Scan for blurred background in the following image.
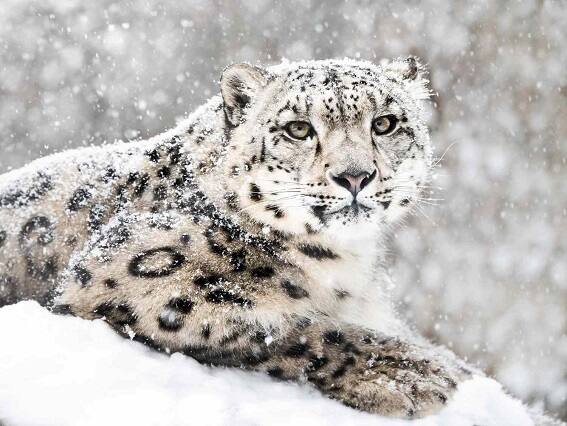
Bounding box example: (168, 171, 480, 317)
(0, 0, 565, 419)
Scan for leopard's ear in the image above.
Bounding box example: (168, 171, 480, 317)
(382, 56, 425, 81)
(382, 56, 430, 100)
(220, 63, 270, 126)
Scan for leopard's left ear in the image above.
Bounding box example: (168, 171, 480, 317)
(382, 56, 430, 100)
(220, 63, 270, 126)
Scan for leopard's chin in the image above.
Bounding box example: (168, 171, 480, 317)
(326, 201, 374, 217)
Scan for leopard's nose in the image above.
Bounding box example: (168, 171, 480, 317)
(331, 169, 377, 197)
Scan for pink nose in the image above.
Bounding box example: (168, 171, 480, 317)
(331, 170, 377, 196)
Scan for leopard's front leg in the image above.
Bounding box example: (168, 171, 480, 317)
(255, 320, 472, 418)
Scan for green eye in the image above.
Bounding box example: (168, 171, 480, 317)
(372, 115, 398, 135)
(284, 121, 313, 140)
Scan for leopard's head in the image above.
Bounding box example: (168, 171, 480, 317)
(220, 58, 432, 237)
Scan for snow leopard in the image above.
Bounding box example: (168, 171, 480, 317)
(0, 57, 471, 419)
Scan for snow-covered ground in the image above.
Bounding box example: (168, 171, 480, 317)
(0, 302, 536, 426)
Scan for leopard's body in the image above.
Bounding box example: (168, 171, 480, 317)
(0, 58, 474, 418)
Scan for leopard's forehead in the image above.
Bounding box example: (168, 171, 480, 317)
(268, 59, 384, 82)
(264, 59, 428, 119)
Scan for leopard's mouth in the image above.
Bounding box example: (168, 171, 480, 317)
(325, 201, 373, 216)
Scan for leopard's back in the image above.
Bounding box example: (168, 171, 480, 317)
(0, 137, 183, 306)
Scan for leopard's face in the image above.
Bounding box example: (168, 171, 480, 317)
(221, 59, 432, 237)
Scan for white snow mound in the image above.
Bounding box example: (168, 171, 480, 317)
(0, 301, 534, 426)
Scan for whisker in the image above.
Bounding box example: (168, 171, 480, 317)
(432, 140, 459, 168)
(236, 195, 304, 214)
(254, 178, 310, 186)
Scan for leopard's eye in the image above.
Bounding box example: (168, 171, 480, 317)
(284, 121, 313, 140)
(372, 115, 398, 136)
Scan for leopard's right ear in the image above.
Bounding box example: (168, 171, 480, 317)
(220, 63, 270, 126)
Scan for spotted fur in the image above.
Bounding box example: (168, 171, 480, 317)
(0, 58, 472, 419)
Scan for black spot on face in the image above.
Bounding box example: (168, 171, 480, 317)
(380, 200, 391, 210)
(281, 280, 309, 299)
(128, 247, 186, 278)
(265, 204, 284, 218)
(249, 183, 262, 201)
(400, 198, 410, 206)
(223, 192, 239, 210)
(179, 234, 191, 245)
(334, 289, 350, 299)
(297, 243, 338, 260)
(304, 223, 317, 235)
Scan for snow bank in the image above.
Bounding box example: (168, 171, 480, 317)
(0, 302, 534, 426)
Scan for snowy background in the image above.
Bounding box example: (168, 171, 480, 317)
(0, 0, 565, 421)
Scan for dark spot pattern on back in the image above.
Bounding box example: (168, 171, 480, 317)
(167, 297, 194, 314)
(129, 247, 186, 278)
(94, 302, 137, 326)
(0, 275, 18, 305)
(193, 274, 223, 289)
(229, 248, 247, 272)
(0, 172, 52, 208)
(250, 266, 275, 278)
(67, 187, 92, 212)
(201, 324, 211, 339)
(153, 184, 168, 201)
(88, 204, 106, 232)
(323, 330, 344, 345)
(73, 265, 92, 286)
(205, 289, 253, 308)
(158, 310, 184, 331)
(51, 304, 73, 315)
(285, 342, 309, 357)
(18, 216, 58, 281)
(104, 278, 118, 288)
(0, 230, 6, 248)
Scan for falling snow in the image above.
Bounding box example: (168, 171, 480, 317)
(0, 0, 566, 422)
